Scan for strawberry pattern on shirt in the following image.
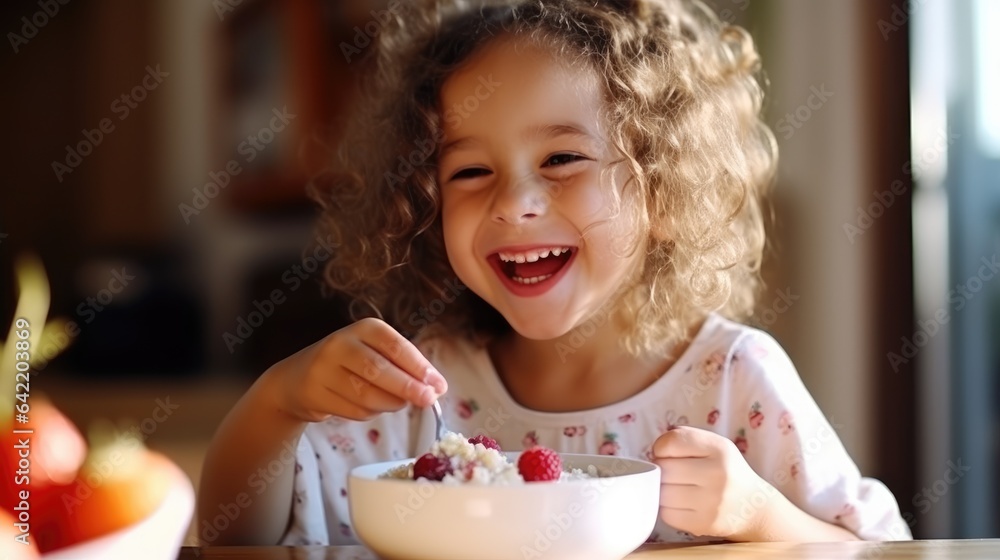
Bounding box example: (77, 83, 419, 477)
(280, 313, 912, 545)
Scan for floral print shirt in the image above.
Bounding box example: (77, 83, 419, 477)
(280, 313, 911, 545)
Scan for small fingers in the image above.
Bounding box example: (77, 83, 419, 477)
(358, 318, 448, 393)
(659, 482, 700, 511)
(346, 341, 437, 407)
(320, 387, 381, 421)
(656, 457, 713, 486)
(658, 483, 702, 535)
(330, 368, 408, 413)
(652, 426, 715, 459)
(658, 505, 699, 538)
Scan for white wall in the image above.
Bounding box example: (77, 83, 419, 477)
(761, 0, 875, 472)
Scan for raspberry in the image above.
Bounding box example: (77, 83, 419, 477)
(468, 435, 501, 452)
(517, 446, 562, 482)
(412, 453, 453, 481)
(461, 460, 478, 481)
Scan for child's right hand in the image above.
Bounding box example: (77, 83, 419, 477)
(264, 318, 448, 423)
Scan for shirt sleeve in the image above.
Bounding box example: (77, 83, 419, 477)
(279, 404, 435, 546)
(730, 330, 912, 541)
(279, 432, 330, 546)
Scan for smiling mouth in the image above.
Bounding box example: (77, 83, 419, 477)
(493, 247, 575, 284)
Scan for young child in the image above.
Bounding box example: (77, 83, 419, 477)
(198, 0, 911, 546)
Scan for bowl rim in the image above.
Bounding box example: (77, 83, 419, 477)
(348, 453, 662, 559)
(349, 452, 659, 485)
(40, 458, 194, 559)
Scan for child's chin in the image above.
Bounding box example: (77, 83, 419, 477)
(507, 318, 576, 343)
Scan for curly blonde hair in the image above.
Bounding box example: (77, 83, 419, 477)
(312, 0, 777, 355)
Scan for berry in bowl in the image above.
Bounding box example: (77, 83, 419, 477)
(349, 433, 660, 560)
(379, 433, 592, 484)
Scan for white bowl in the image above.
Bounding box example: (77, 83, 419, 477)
(41, 458, 194, 560)
(349, 452, 660, 560)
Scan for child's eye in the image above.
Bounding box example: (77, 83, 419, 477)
(543, 153, 588, 167)
(450, 167, 492, 181)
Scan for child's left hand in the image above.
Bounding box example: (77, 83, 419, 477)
(652, 426, 776, 540)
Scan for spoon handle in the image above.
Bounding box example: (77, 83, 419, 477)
(432, 400, 446, 441)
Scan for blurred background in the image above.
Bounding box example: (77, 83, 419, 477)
(0, 0, 996, 545)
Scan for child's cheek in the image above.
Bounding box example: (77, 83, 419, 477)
(564, 174, 619, 224)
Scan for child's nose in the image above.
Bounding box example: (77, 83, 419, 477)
(490, 172, 550, 226)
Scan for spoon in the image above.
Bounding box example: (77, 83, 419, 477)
(432, 399, 447, 441)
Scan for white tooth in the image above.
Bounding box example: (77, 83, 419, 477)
(551, 248, 562, 257)
(539, 249, 550, 259)
(515, 254, 526, 263)
(511, 273, 557, 286)
(525, 251, 540, 263)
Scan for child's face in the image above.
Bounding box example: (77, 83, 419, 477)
(436, 38, 647, 341)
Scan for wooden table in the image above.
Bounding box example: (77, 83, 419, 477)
(177, 540, 1000, 559)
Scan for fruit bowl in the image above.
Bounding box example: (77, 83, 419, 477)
(349, 453, 660, 560)
(41, 457, 194, 560)
(0, 256, 195, 559)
